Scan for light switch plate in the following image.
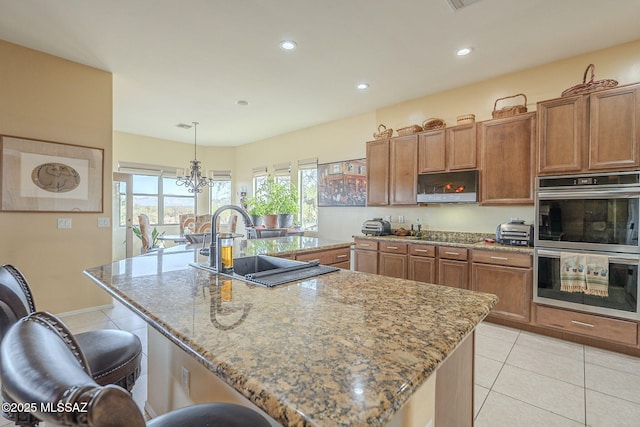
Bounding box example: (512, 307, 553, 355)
(98, 217, 110, 228)
(57, 218, 72, 229)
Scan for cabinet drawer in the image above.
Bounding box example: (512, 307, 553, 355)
(379, 241, 408, 254)
(296, 247, 351, 265)
(471, 250, 531, 268)
(409, 244, 436, 257)
(536, 305, 638, 346)
(354, 239, 378, 251)
(438, 246, 468, 261)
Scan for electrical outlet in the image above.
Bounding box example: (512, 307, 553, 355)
(181, 366, 190, 396)
(57, 218, 72, 229)
(398, 215, 404, 224)
(385, 215, 391, 222)
(97, 217, 110, 228)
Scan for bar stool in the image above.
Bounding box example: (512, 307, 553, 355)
(0, 312, 272, 427)
(0, 264, 142, 425)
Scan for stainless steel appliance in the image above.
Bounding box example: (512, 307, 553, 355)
(534, 172, 640, 320)
(417, 170, 478, 203)
(361, 218, 392, 236)
(496, 218, 533, 247)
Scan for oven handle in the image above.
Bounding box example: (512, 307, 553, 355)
(537, 188, 640, 199)
(536, 249, 640, 264)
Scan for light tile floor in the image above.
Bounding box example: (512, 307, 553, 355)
(3, 301, 640, 426)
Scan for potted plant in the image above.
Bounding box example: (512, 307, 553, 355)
(270, 181, 299, 228)
(130, 224, 164, 252)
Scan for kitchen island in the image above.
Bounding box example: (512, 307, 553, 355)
(84, 236, 497, 426)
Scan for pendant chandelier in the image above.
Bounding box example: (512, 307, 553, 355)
(176, 122, 214, 193)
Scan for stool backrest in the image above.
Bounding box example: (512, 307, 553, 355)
(0, 264, 36, 337)
(0, 312, 146, 427)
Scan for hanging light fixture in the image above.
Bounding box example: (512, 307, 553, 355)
(176, 122, 214, 193)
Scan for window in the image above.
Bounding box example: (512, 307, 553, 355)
(253, 166, 268, 196)
(210, 171, 232, 221)
(273, 162, 291, 186)
(132, 175, 195, 225)
(298, 158, 318, 231)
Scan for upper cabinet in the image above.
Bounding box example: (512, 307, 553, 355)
(418, 123, 477, 173)
(366, 135, 418, 206)
(479, 112, 536, 205)
(537, 83, 640, 175)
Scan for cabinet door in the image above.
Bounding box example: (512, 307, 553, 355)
(366, 139, 389, 206)
(409, 256, 436, 283)
(418, 130, 446, 173)
(390, 135, 418, 205)
(379, 252, 407, 279)
(354, 249, 378, 274)
(537, 95, 586, 174)
(438, 259, 468, 289)
(589, 84, 640, 171)
(480, 113, 536, 205)
(446, 123, 477, 170)
(471, 263, 531, 323)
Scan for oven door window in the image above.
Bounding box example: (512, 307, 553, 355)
(538, 197, 639, 247)
(537, 255, 638, 314)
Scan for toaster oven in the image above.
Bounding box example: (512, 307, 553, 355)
(361, 218, 392, 236)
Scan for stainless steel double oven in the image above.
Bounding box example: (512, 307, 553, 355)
(534, 172, 640, 320)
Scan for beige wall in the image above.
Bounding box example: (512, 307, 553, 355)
(0, 40, 113, 313)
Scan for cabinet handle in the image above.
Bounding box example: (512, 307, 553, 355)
(415, 249, 429, 252)
(445, 251, 459, 255)
(387, 246, 398, 250)
(571, 320, 594, 328)
(336, 254, 347, 258)
(490, 256, 509, 261)
(360, 244, 370, 247)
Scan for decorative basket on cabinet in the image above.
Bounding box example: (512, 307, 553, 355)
(396, 124, 423, 136)
(561, 64, 618, 97)
(421, 118, 446, 131)
(373, 124, 394, 139)
(492, 93, 528, 119)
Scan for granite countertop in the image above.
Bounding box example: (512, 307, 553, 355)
(354, 232, 534, 254)
(84, 237, 497, 426)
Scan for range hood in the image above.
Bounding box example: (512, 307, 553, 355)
(417, 170, 478, 204)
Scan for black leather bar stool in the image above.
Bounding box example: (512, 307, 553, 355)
(0, 312, 273, 427)
(0, 264, 142, 425)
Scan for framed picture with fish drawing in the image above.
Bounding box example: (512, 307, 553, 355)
(0, 135, 103, 212)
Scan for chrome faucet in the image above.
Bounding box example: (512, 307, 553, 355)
(209, 204, 254, 270)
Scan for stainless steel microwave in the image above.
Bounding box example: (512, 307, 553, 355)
(417, 170, 478, 204)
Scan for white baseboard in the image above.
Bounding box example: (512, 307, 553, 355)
(57, 303, 114, 318)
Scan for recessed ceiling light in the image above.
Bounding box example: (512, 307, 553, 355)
(356, 83, 370, 90)
(457, 47, 472, 56)
(280, 40, 297, 51)
(236, 100, 249, 106)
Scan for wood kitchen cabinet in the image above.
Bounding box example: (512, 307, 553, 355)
(366, 135, 418, 206)
(471, 250, 532, 323)
(295, 246, 351, 269)
(353, 238, 378, 274)
(378, 241, 408, 279)
(537, 83, 640, 175)
(437, 246, 468, 289)
(366, 139, 390, 205)
(390, 135, 418, 205)
(418, 124, 477, 173)
(479, 112, 536, 205)
(408, 244, 437, 283)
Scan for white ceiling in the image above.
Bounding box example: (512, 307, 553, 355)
(1, 0, 639, 146)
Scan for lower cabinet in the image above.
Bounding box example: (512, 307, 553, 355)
(408, 244, 437, 283)
(438, 247, 469, 289)
(354, 239, 378, 274)
(471, 250, 532, 323)
(295, 246, 351, 269)
(378, 241, 408, 279)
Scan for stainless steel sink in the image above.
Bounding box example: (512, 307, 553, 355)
(233, 255, 306, 276)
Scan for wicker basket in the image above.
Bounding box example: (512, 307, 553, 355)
(456, 114, 475, 125)
(422, 118, 446, 131)
(396, 124, 423, 136)
(373, 124, 394, 139)
(561, 64, 618, 97)
(492, 93, 528, 119)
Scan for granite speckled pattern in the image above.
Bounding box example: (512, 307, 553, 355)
(355, 232, 534, 254)
(84, 238, 497, 426)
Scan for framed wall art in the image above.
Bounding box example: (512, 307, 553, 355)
(0, 135, 104, 212)
(318, 158, 367, 207)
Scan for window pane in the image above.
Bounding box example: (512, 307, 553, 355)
(164, 196, 195, 224)
(133, 195, 158, 224)
(163, 177, 193, 196)
(132, 175, 158, 194)
(211, 181, 232, 220)
(275, 175, 291, 186)
(254, 175, 267, 195)
(299, 168, 318, 231)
